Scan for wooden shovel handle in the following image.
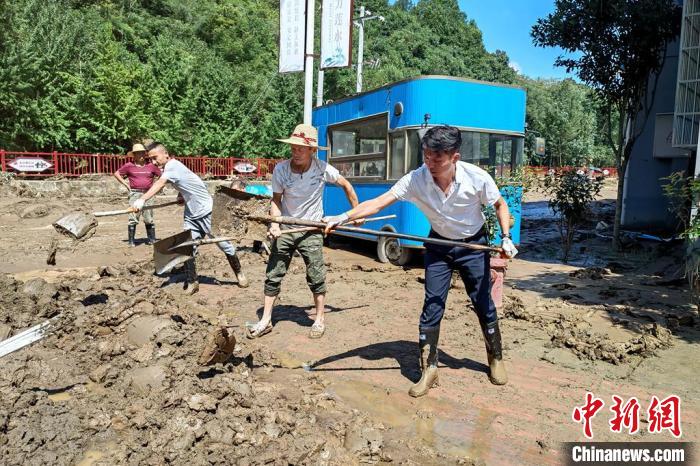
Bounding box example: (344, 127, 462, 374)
(94, 200, 180, 217)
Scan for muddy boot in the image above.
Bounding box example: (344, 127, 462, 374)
(409, 325, 440, 398)
(128, 225, 136, 247)
(183, 258, 200, 295)
(145, 224, 157, 245)
(226, 253, 249, 288)
(482, 321, 508, 385)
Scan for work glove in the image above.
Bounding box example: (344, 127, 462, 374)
(133, 198, 146, 211)
(322, 212, 349, 234)
(267, 223, 281, 240)
(500, 237, 518, 259)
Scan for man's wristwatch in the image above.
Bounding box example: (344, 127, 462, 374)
(502, 233, 512, 239)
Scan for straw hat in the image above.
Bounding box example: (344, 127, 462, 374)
(131, 143, 146, 153)
(277, 124, 328, 150)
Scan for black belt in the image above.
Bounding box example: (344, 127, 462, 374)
(428, 226, 486, 243)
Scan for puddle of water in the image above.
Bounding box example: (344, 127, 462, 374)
(522, 201, 557, 220)
(328, 379, 497, 461)
(47, 391, 72, 402)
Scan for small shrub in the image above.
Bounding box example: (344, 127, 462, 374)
(541, 170, 602, 262)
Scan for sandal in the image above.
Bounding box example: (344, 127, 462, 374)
(245, 321, 273, 339)
(309, 322, 325, 339)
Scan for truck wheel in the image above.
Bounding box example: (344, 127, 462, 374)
(377, 236, 412, 266)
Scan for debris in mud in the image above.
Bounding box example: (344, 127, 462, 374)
(0, 261, 387, 465)
(198, 327, 237, 365)
(46, 236, 58, 266)
(14, 202, 50, 218)
(568, 267, 611, 280)
(549, 317, 672, 365)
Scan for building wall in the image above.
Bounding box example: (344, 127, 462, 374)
(622, 39, 692, 233)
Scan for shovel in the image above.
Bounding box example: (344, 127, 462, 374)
(152, 215, 397, 275)
(249, 215, 504, 254)
(53, 200, 180, 240)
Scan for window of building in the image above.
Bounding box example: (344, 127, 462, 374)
(329, 115, 387, 180)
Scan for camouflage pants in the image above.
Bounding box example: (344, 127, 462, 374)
(264, 231, 326, 296)
(128, 191, 154, 226)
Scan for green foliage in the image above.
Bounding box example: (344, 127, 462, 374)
(541, 170, 602, 262)
(662, 171, 700, 308)
(532, 0, 682, 250)
(521, 77, 615, 167)
(0, 0, 619, 165)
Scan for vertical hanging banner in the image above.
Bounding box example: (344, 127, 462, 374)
(320, 0, 354, 69)
(279, 0, 306, 73)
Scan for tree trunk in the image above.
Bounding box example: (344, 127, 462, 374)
(612, 144, 633, 251)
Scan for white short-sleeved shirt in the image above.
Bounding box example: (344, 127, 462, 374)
(389, 161, 501, 239)
(271, 158, 341, 226)
(160, 159, 213, 218)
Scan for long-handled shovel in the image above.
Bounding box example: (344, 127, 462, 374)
(152, 215, 397, 275)
(53, 200, 180, 240)
(248, 215, 504, 254)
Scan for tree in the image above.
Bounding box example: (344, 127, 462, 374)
(532, 0, 682, 250)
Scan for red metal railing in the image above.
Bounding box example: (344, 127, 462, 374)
(0, 150, 282, 179)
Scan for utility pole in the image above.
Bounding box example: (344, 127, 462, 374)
(354, 6, 385, 94)
(303, 0, 315, 124)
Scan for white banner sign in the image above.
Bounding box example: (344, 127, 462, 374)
(279, 0, 306, 73)
(321, 0, 353, 69)
(8, 158, 53, 172)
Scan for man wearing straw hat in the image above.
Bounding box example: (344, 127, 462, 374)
(245, 123, 360, 339)
(113, 143, 161, 247)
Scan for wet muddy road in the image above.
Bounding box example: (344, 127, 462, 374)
(0, 179, 697, 464)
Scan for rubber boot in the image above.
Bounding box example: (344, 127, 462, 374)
(128, 225, 136, 247)
(183, 258, 200, 295)
(145, 224, 157, 245)
(408, 325, 440, 397)
(482, 321, 508, 385)
(226, 253, 249, 288)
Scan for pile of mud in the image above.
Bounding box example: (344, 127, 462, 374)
(0, 262, 387, 465)
(211, 188, 270, 242)
(501, 296, 674, 365)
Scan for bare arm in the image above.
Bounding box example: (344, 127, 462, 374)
(113, 171, 130, 191)
(268, 192, 284, 238)
(324, 191, 397, 233)
(335, 176, 359, 208)
(493, 197, 511, 238)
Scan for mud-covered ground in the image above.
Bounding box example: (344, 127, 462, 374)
(0, 177, 697, 465)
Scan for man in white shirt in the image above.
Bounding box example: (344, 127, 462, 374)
(246, 124, 360, 340)
(131, 142, 249, 295)
(324, 125, 518, 397)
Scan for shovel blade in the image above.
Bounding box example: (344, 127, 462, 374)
(153, 230, 194, 275)
(211, 186, 270, 240)
(53, 213, 98, 240)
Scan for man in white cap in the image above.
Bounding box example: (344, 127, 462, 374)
(132, 142, 249, 295)
(246, 123, 360, 339)
(113, 143, 161, 246)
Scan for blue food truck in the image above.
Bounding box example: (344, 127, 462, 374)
(312, 75, 526, 265)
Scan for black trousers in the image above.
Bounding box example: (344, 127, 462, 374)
(420, 228, 498, 330)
